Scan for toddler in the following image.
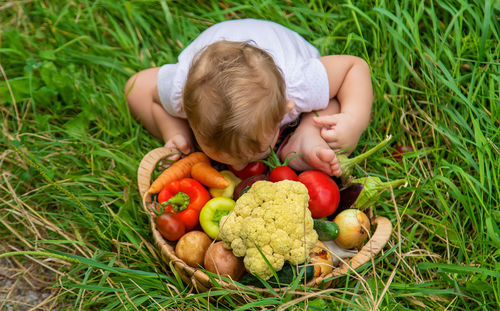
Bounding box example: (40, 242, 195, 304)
(125, 19, 373, 176)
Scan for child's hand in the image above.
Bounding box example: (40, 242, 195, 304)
(164, 134, 193, 161)
(313, 113, 363, 154)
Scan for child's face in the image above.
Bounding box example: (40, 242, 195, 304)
(201, 128, 281, 170)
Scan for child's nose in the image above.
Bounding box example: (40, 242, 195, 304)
(231, 163, 247, 170)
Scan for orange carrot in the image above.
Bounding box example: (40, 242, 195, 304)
(148, 152, 210, 194)
(191, 162, 230, 189)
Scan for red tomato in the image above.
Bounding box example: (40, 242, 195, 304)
(392, 145, 414, 160)
(298, 170, 340, 218)
(269, 166, 299, 182)
(155, 212, 185, 241)
(229, 162, 267, 179)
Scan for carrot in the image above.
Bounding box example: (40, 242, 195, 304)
(191, 162, 230, 189)
(148, 152, 210, 194)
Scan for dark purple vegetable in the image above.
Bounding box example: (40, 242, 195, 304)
(328, 183, 364, 220)
(338, 183, 364, 211)
(233, 174, 267, 200)
(328, 176, 406, 220)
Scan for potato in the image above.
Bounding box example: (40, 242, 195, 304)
(175, 231, 212, 267)
(309, 241, 334, 278)
(204, 241, 245, 281)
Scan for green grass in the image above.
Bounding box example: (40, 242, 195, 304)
(1, 0, 498, 309)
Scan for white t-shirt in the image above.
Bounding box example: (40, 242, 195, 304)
(157, 19, 330, 126)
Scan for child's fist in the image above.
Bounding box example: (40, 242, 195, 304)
(313, 113, 362, 154)
(165, 135, 193, 161)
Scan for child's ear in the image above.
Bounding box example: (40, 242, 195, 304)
(285, 100, 295, 113)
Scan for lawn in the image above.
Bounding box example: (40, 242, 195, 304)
(1, 0, 498, 310)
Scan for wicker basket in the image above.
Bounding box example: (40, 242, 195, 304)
(138, 147, 393, 292)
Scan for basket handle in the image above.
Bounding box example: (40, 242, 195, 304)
(331, 216, 392, 276)
(137, 147, 180, 202)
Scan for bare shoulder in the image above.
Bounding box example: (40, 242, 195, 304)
(125, 67, 161, 101)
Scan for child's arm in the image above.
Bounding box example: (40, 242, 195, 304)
(314, 55, 373, 153)
(125, 67, 193, 156)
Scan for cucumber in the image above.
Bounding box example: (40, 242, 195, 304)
(314, 219, 339, 241)
(239, 263, 314, 288)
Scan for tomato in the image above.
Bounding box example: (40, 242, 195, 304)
(298, 170, 340, 218)
(156, 212, 185, 241)
(229, 162, 267, 179)
(269, 166, 299, 182)
(392, 145, 414, 160)
(260, 147, 299, 182)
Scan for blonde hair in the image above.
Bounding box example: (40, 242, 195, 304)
(183, 40, 287, 162)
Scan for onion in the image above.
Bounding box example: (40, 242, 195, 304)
(334, 209, 370, 249)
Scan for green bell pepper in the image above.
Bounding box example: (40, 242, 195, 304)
(199, 197, 236, 239)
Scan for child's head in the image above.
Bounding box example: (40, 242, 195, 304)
(183, 40, 291, 167)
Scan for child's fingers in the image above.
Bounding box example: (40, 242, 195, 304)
(175, 139, 191, 155)
(313, 115, 339, 126)
(166, 135, 192, 155)
(157, 152, 181, 170)
(162, 144, 182, 162)
(320, 127, 338, 143)
(319, 128, 345, 151)
(165, 153, 181, 162)
(326, 139, 342, 151)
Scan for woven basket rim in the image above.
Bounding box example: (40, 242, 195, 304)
(137, 147, 393, 292)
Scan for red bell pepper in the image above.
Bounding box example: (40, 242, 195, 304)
(157, 178, 211, 231)
(298, 170, 340, 218)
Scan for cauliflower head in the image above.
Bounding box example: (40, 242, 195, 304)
(219, 180, 318, 280)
